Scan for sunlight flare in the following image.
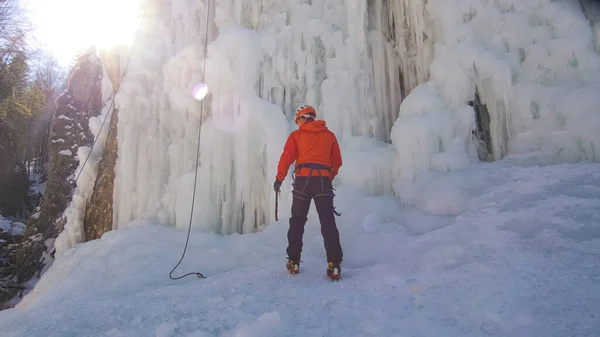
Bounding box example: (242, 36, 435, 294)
(24, 0, 143, 65)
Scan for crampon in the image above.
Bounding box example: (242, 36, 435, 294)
(286, 259, 300, 274)
(327, 262, 341, 281)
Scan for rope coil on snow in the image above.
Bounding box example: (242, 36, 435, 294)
(168, 0, 213, 280)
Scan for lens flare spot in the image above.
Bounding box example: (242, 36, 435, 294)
(193, 83, 208, 101)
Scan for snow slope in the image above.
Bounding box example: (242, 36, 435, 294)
(1, 160, 599, 336)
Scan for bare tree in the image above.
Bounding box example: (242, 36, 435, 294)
(0, 0, 31, 65)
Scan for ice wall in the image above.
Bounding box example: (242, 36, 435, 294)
(391, 0, 600, 189)
(107, 0, 600, 234)
(212, 0, 425, 143)
(110, 0, 424, 233)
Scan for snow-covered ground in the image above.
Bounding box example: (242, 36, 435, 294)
(0, 217, 26, 237)
(1, 160, 599, 337)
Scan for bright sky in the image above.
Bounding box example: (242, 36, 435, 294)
(21, 0, 143, 66)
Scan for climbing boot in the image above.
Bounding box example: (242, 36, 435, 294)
(327, 262, 341, 281)
(286, 259, 300, 274)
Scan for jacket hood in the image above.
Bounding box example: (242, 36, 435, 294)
(300, 120, 328, 133)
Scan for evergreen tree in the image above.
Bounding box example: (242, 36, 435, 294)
(0, 2, 67, 217)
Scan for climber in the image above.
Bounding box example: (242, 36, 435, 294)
(273, 105, 344, 280)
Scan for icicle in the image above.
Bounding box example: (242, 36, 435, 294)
(390, 0, 600, 186)
(111, 0, 438, 232)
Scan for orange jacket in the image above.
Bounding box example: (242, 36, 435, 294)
(276, 120, 342, 181)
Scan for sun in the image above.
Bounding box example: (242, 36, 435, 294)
(22, 0, 143, 66)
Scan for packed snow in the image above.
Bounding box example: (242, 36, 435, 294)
(1, 160, 600, 336)
(58, 149, 73, 156)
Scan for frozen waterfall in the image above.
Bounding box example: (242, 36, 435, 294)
(109, 0, 419, 234)
(64, 0, 600, 242)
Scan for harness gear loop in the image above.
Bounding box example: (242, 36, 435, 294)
(292, 162, 341, 217)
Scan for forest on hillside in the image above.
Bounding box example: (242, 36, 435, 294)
(0, 0, 77, 305)
(0, 0, 71, 220)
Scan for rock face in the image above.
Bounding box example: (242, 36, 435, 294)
(0, 50, 104, 306)
(579, 0, 600, 54)
(82, 49, 121, 242)
(0, 218, 25, 309)
(83, 107, 118, 241)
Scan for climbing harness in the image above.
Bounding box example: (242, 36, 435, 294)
(295, 162, 333, 174)
(292, 162, 342, 217)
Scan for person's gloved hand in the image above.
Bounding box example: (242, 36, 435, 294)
(273, 179, 282, 192)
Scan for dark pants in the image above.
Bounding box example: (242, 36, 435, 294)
(287, 176, 343, 263)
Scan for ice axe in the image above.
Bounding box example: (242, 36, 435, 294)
(275, 190, 280, 221)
